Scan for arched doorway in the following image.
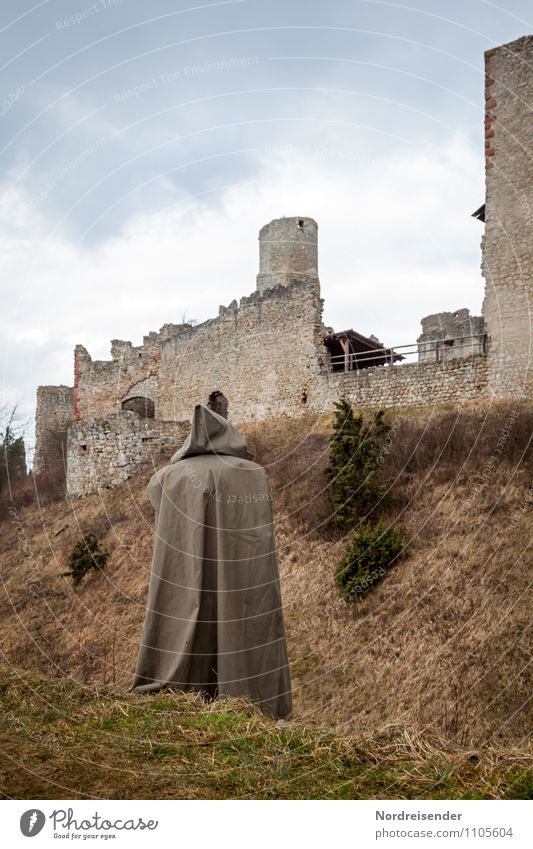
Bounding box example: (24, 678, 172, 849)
(121, 396, 155, 418)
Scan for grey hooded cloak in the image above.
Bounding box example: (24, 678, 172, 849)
(130, 404, 292, 719)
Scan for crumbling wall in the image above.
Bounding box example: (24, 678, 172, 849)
(482, 35, 533, 398)
(417, 309, 486, 363)
(33, 385, 74, 473)
(121, 375, 158, 407)
(73, 279, 326, 428)
(66, 411, 189, 497)
(157, 279, 327, 422)
(73, 325, 191, 423)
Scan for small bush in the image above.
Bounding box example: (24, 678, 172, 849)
(62, 533, 109, 587)
(336, 521, 405, 601)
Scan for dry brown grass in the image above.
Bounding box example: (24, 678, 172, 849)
(0, 460, 67, 517)
(1, 664, 530, 799)
(0, 401, 531, 756)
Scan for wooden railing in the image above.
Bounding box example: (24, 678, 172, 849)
(329, 334, 487, 372)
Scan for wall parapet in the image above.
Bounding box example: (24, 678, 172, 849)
(308, 355, 489, 411)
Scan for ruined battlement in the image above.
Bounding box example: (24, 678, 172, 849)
(33, 385, 74, 474)
(67, 275, 325, 432)
(417, 309, 486, 363)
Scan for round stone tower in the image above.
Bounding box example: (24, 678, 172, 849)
(256, 216, 318, 293)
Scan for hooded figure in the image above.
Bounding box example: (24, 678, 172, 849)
(130, 404, 292, 719)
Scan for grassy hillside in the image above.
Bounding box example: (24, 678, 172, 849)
(0, 665, 530, 799)
(0, 401, 531, 797)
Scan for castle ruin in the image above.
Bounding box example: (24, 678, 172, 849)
(33, 35, 532, 497)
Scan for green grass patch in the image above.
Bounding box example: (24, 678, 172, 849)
(0, 665, 530, 800)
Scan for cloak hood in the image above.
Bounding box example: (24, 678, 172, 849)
(170, 404, 254, 462)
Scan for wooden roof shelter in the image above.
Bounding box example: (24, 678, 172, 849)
(324, 329, 404, 372)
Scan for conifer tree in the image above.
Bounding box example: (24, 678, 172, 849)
(0, 419, 27, 498)
(325, 398, 390, 530)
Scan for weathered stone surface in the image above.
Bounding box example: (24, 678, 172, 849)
(307, 356, 489, 412)
(66, 412, 189, 497)
(417, 309, 486, 363)
(33, 385, 74, 474)
(482, 35, 533, 398)
(256, 216, 318, 293)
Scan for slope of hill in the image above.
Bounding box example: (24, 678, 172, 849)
(0, 401, 531, 797)
(0, 664, 530, 799)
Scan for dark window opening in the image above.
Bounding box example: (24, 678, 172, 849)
(122, 396, 155, 418)
(436, 339, 456, 362)
(298, 219, 304, 228)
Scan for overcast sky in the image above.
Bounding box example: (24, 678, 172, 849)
(1, 0, 531, 454)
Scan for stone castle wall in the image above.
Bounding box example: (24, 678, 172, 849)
(72, 278, 326, 427)
(482, 35, 533, 398)
(66, 412, 190, 497)
(33, 385, 74, 474)
(72, 323, 191, 423)
(64, 339, 490, 498)
(157, 279, 327, 422)
(309, 356, 489, 412)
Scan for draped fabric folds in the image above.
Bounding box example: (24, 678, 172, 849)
(130, 404, 292, 719)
